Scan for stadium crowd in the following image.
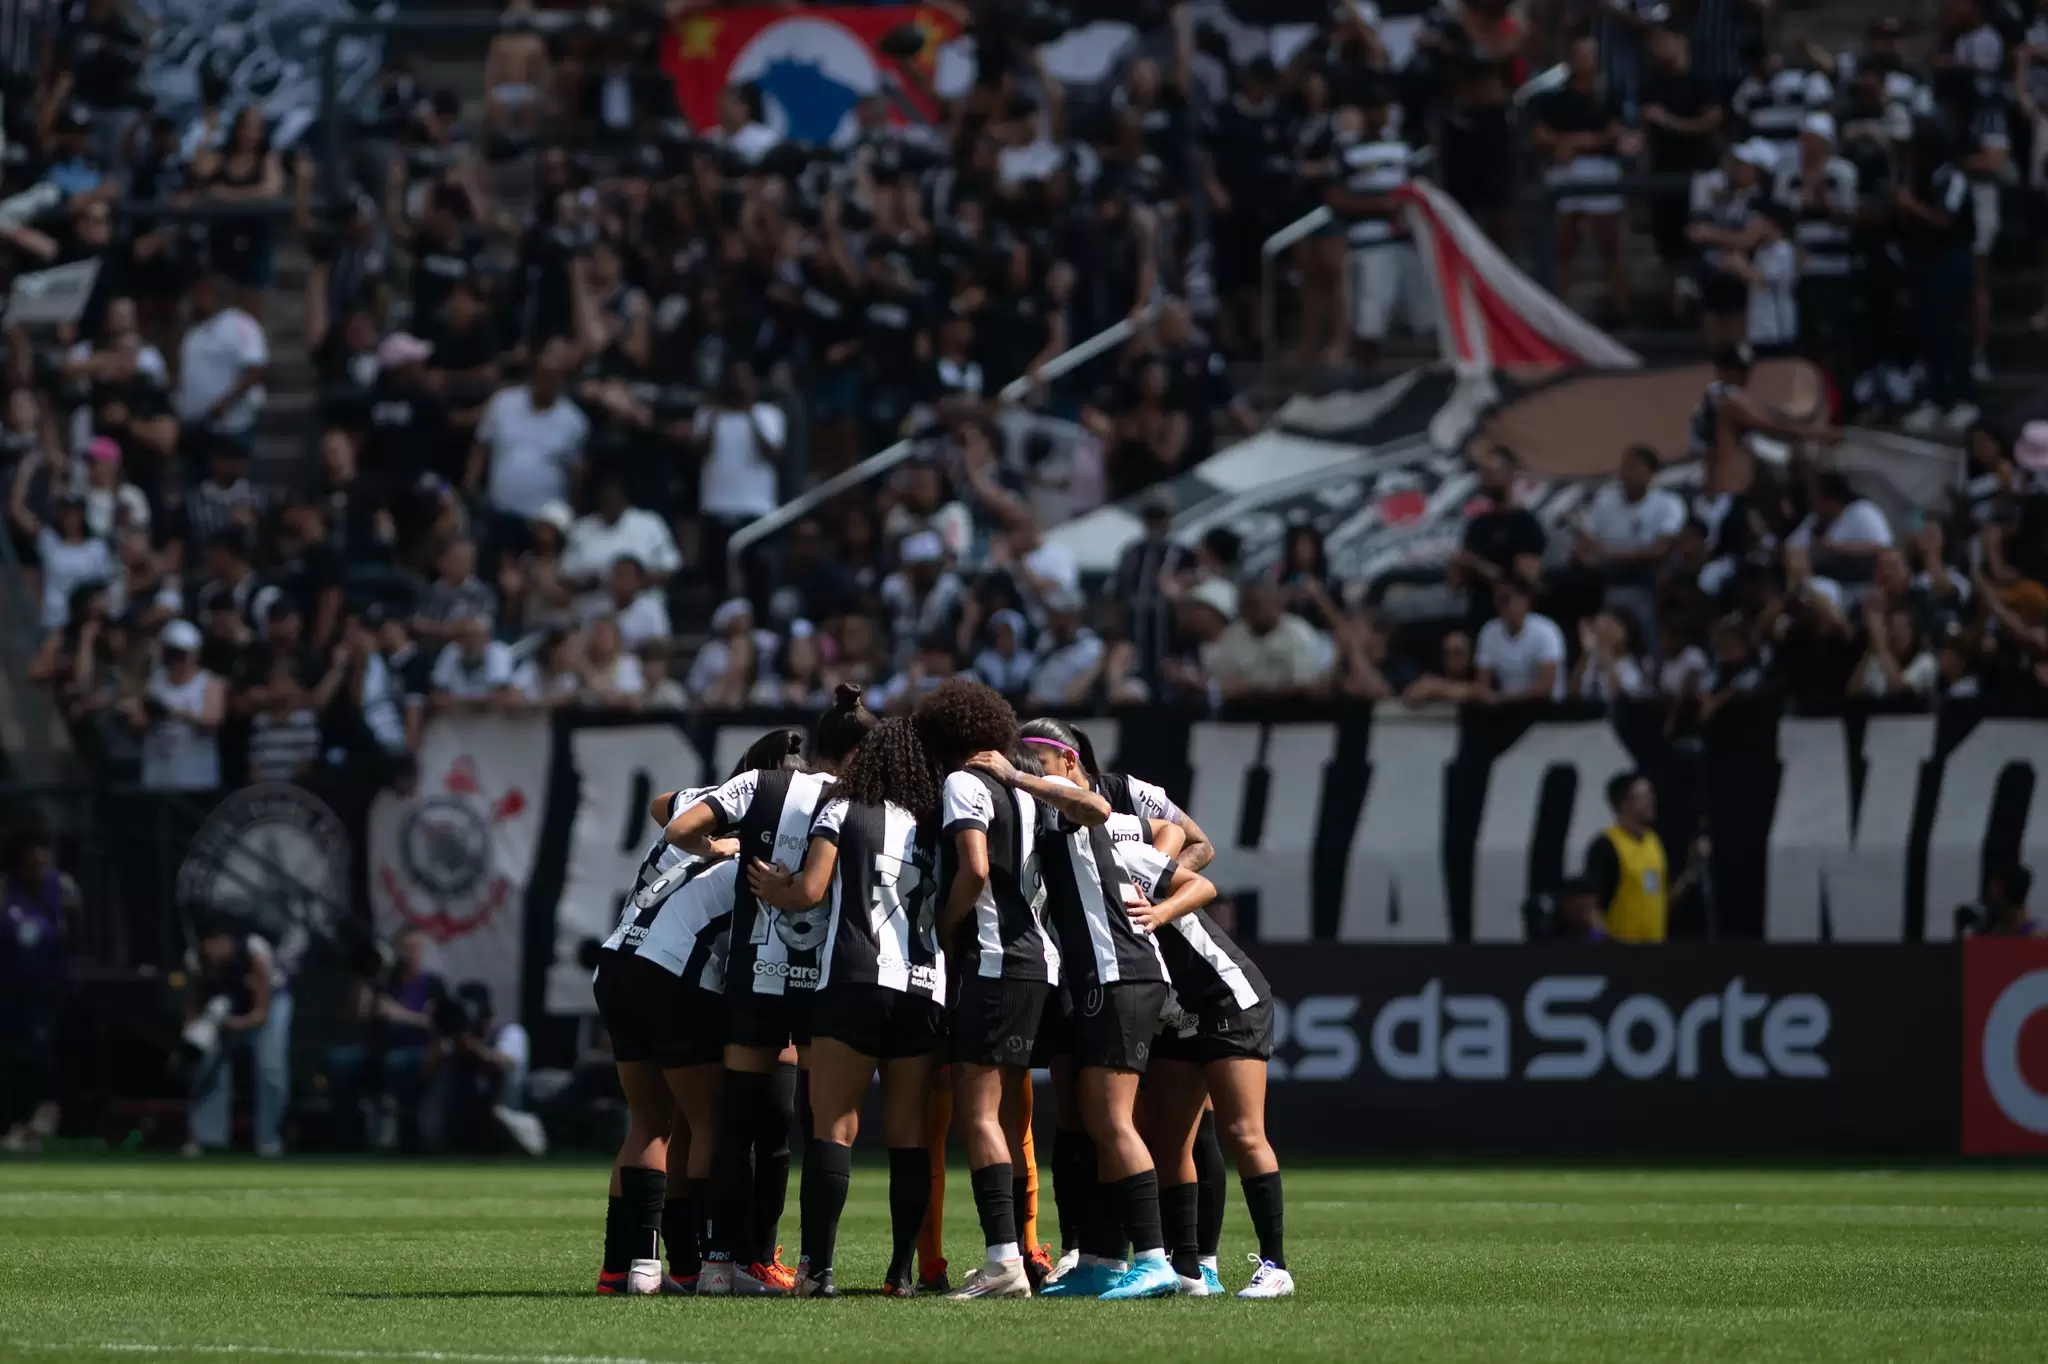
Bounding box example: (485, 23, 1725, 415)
(0, 0, 2045, 807)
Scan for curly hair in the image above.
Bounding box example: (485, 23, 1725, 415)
(839, 716, 940, 832)
(912, 677, 1018, 772)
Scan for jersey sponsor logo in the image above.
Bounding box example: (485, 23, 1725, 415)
(753, 959, 821, 988)
(376, 755, 529, 944)
(177, 781, 351, 968)
(1963, 939, 2048, 1154)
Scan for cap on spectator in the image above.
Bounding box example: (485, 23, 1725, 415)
(1044, 588, 1084, 616)
(989, 608, 1028, 638)
(160, 620, 202, 652)
(711, 598, 753, 632)
(531, 500, 574, 533)
(1733, 139, 1779, 171)
(900, 530, 946, 565)
(2014, 421, 2048, 473)
(1186, 577, 1239, 623)
(1800, 112, 1836, 144)
(377, 333, 434, 370)
(85, 436, 120, 463)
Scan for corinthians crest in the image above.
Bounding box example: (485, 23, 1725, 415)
(377, 755, 528, 942)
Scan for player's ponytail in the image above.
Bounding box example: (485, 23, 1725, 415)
(813, 683, 877, 763)
(732, 726, 807, 778)
(1069, 724, 1104, 779)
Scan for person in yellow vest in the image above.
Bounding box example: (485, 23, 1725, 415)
(1582, 773, 1710, 943)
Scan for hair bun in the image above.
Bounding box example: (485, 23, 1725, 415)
(784, 731, 804, 754)
(832, 683, 864, 710)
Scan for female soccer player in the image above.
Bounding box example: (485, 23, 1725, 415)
(969, 729, 1219, 1301)
(665, 686, 876, 1297)
(744, 717, 948, 1298)
(1067, 724, 1230, 1291)
(1131, 847, 1295, 1299)
(589, 725, 803, 1295)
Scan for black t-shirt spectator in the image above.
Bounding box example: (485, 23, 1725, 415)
(1208, 94, 1292, 214)
(1641, 65, 1721, 172)
(410, 237, 482, 331)
(1463, 505, 1547, 577)
(862, 285, 926, 388)
(1155, 341, 1234, 465)
(62, 4, 147, 108)
(364, 377, 451, 484)
(1531, 85, 1623, 148)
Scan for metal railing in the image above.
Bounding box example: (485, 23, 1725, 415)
(724, 309, 1154, 590)
(1260, 205, 1333, 364)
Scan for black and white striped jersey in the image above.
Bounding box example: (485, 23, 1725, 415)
(1035, 784, 1177, 991)
(1772, 157, 1859, 277)
(1148, 894, 1268, 1019)
(939, 770, 1059, 984)
(613, 859, 739, 993)
(1096, 772, 1184, 825)
(810, 798, 945, 1000)
(1732, 67, 1828, 147)
(1335, 135, 1417, 247)
(692, 768, 839, 997)
(603, 784, 716, 953)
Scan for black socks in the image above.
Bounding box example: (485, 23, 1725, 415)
(1242, 1170, 1286, 1269)
(707, 1071, 763, 1262)
(663, 1178, 702, 1278)
(1160, 1181, 1200, 1280)
(970, 1161, 1017, 1252)
(800, 1138, 853, 1274)
(1112, 1169, 1163, 1259)
(602, 1194, 628, 1274)
(754, 1064, 799, 1261)
(1194, 1109, 1226, 1260)
(1051, 1127, 1088, 1252)
(618, 1166, 664, 1266)
(886, 1145, 932, 1283)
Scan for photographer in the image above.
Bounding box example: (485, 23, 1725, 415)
(432, 981, 542, 1156)
(326, 926, 442, 1153)
(181, 915, 291, 1157)
(1, 817, 78, 1155)
(1960, 863, 2043, 938)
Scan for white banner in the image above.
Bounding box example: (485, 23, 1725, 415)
(367, 716, 550, 1019)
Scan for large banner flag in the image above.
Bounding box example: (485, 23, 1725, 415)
(367, 717, 551, 1020)
(661, 5, 959, 145)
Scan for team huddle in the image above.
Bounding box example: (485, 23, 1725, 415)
(590, 680, 1294, 1301)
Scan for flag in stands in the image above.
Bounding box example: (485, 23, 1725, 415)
(1397, 180, 1640, 375)
(661, 6, 958, 143)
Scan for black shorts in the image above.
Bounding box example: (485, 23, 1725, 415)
(592, 949, 724, 1070)
(1697, 265, 1748, 315)
(1031, 987, 1072, 1069)
(810, 985, 946, 1060)
(725, 988, 814, 1052)
(1153, 999, 1276, 1067)
(1069, 980, 1170, 1074)
(950, 977, 1052, 1067)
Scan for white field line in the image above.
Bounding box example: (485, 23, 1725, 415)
(8, 1345, 709, 1364)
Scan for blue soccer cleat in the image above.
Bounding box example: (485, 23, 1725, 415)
(1201, 1265, 1224, 1295)
(1037, 1260, 1117, 1298)
(1097, 1257, 1180, 1300)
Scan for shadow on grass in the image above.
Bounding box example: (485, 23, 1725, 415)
(337, 1290, 591, 1301)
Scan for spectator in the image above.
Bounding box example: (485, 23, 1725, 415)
(191, 108, 285, 319)
(1583, 772, 1709, 945)
(972, 608, 1037, 697)
(512, 627, 584, 708)
(10, 487, 112, 631)
(751, 620, 831, 710)
(1532, 36, 1638, 323)
(363, 333, 451, 489)
(172, 274, 269, 465)
(1786, 471, 1895, 569)
(327, 927, 442, 1153)
(879, 531, 966, 674)
(562, 476, 680, 604)
(689, 598, 769, 709)
(1970, 862, 2043, 937)
(1642, 26, 1725, 319)
(690, 360, 784, 598)
(1575, 445, 1688, 584)
(1572, 608, 1655, 702)
(1190, 578, 1334, 702)
(580, 617, 645, 709)
(1112, 489, 1190, 688)
(429, 616, 516, 712)
(1090, 356, 1189, 502)
(414, 538, 496, 651)
(1897, 123, 1980, 433)
(178, 439, 265, 559)
(1475, 577, 1567, 703)
(597, 556, 670, 651)
(1336, 606, 1405, 701)
(1452, 445, 1547, 617)
(0, 818, 77, 1155)
(1850, 601, 1939, 699)
(1026, 591, 1106, 707)
(182, 916, 290, 1157)
(73, 436, 149, 542)
(1546, 876, 1611, 944)
(354, 610, 428, 757)
(436, 981, 542, 1156)
(467, 342, 589, 545)
(130, 619, 226, 791)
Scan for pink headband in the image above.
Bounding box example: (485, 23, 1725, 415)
(1021, 737, 1078, 759)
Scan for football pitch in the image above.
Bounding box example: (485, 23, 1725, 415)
(2, 1162, 2044, 1364)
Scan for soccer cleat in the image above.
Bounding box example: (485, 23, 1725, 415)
(1044, 1248, 1080, 1284)
(750, 1246, 796, 1293)
(947, 1259, 1031, 1299)
(730, 1263, 785, 1297)
(1176, 1271, 1210, 1297)
(694, 1260, 734, 1297)
(1237, 1255, 1296, 1299)
(626, 1258, 663, 1295)
(1037, 1260, 1116, 1298)
(792, 1266, 837, 1298)
(882, 1272, 920, 1299)
(1024, 1243, 1054, 1293)
(916, 1256, 949, 1294)
(660, 1273, 695, 1295)
(1097, 1257, 1180, 1300)
(595, 1270, 627, 1296)
(1201, 1265, 1224, 1295)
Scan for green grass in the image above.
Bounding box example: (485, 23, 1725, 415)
(2, 1161, 2045, 1363)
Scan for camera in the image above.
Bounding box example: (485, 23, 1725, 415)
(429, 981, 481, 1039)
(181, 995, 233, 1066)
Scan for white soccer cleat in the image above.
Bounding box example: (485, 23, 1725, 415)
(947, 1259, 1031, 1299)
(695, 1260, 734, 1296)
(1176, 1271, 1210, 1297)
(626, 1258, 664, 1295)
(1045, 1248, 1080, 1283)
(1236, 1255, 1295, 1299)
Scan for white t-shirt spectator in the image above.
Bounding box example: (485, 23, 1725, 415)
(36, 529, 115, 629)
(1582, 483, 1687, 553)
(511, 658, 583, 704)
(562, 508, 681, 586)
(1746, 238, 1799, 348)
(175, 308, 268, 433)
(431, 640, 515, 698)
(1201, 615, 1332, 690)
(604, 592, 672, 651)
(591, 653, 646, 698)
(1026, 629, 1105, 706)
(693, 402, 785, 521)
(1476, 612, 1568, 699)
(478, 387, 589, 519)
(1786, 499, 1893, 549)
